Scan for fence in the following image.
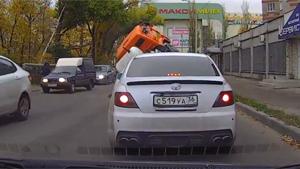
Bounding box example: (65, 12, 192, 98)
(222, 41, 286, 77)
(221, 13, 288, 79)
(22, 63, 55, 84)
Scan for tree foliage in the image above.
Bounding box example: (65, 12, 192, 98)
(0, 0, 54, 64)
(0, 0, 163, 64)
(239, 0, 251, 33)
(55, 0, 164, 64)
(48, 42, 71, 61)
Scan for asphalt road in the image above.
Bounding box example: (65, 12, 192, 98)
(0, 85, 299, 167)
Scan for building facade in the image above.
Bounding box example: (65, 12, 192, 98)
(262, 0, 300, 21)
(219, 4, 300, 80)
(262, 0, 280, 21)
(147, 2, 224, 53)
(280, 0, 300, 14)
(226, 13, 263, 38)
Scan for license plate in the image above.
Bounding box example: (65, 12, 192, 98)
(48, 84, 57, 87)
(153, 95, 198, 107)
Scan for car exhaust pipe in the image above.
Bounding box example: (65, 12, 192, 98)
(222, 136, 232, 143)
(212, 137, 222, 144)
(128, 138, 140, 145)
(119, 138, 129, 145)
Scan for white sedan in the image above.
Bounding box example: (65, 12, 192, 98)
(108, 53, 236, 148)
(0, 56, 31, 121)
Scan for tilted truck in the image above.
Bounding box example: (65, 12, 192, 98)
(115, 23, 178, 73)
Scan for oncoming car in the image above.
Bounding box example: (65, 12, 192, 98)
(108, 53, 236, 148)
(95, 65, 115, 85)
(41, 58, 96, 93)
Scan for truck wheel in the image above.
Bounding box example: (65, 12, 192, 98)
(86, 80, 93, 90)
(68, 83, 75, 93)
(15, 94, 30, 121)
(42, 87, 50, 93)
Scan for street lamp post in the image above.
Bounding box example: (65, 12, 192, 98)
(180, 33, 184, 52)
(183, 0, 198, 53)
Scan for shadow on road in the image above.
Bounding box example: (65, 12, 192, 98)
(0, 115, 18, 127)
(46, 88, 88, 94)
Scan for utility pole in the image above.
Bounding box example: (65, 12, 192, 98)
(195, 13, 198, 53)
(40, 5, 65, 63)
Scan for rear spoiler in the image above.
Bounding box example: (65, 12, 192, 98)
(127, 80, 223, 86)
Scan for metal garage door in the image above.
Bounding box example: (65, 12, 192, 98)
(232, 51, 239, 72)
(241, 48, 251, 73)
(269, 41, 286, 74)
(253, 45, 266, 73)
(224, 52, 230, 72)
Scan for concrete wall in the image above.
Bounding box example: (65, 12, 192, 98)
(221, 15, 292, 80)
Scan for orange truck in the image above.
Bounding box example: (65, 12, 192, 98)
(116, 23, 177, 62)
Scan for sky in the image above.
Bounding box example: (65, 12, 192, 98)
(51, 0, 262, 14)
(149, 0, 262, 13)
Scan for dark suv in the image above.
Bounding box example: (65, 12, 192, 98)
(41, 58, 96, 93)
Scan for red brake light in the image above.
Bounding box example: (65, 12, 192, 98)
(213, 91, 234, 107)
(115, 92, 138, 108)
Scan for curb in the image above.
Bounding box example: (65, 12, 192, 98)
(236, 102, 300, 142)
(31, 85, 41, 92)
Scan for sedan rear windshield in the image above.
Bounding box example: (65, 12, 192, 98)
(126, 56, 219, 77)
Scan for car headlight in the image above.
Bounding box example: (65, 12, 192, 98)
(98, 74, 105, 79)
(59, 78, 67, 83)
(42, 78, 48, 83)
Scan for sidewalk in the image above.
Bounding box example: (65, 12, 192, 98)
(225, 75, 300, 116)
(31, 85, 41, 92)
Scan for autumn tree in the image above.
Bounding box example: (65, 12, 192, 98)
(0, 0, 54, 64)
(239, 0, 251, 33)
(54, 0, 163, 64)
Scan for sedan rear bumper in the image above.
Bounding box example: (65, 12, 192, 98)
(116, 130, 234, 147)
(110, 105, 236, 147)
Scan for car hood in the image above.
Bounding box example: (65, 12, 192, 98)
(45, 73, 74, 79)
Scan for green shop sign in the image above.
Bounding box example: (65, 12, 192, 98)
(150, 3, 224, 21)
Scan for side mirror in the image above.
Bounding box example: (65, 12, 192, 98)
(116, 72, 123, 80)
(76, 68, 82, 74)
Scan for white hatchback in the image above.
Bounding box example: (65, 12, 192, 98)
(108, 53, 236, 148)
(0, 56, 31, 121)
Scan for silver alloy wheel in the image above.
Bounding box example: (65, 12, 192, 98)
(19, 97, 30, 117)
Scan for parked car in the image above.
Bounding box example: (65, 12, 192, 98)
(0, 55, 31, 121)
(108, 53, 236, 148)
(95, 65, 115, 84)
(41, 58, 96, 93)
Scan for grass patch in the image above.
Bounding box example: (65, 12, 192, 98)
(235, 95, 300, 128)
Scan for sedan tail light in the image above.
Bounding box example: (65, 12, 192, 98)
(213, 91, 234, 107)
(115, 92, 139, 108)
